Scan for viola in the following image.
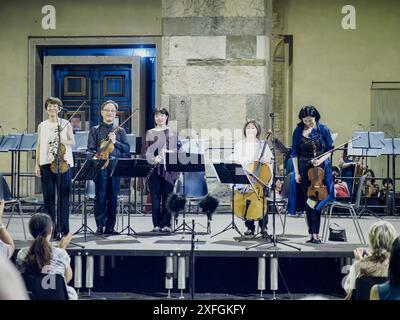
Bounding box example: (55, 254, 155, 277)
(94, 109, 138, 169)
(50, 101, 87, 174)
(49, 137, 69, 174)
(307, 142, 328, 201)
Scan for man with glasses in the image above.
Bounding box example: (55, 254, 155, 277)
(87, 100, 130, 235)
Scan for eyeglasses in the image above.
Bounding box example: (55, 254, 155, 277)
(102, 109, 116, 113)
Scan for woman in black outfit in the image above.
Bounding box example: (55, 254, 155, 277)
(288, 105, 335, 244)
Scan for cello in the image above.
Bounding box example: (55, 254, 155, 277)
(233, 131, 273, 221)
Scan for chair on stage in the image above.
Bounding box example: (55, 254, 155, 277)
(322, 175, 367, 244)
(352, 275, 387, 300)
(174, 171, 210, 233)
(22, 273, 69, 300)
(1, 175, 27, 240)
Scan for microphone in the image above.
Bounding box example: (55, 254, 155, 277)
(269, 112, 275, 118)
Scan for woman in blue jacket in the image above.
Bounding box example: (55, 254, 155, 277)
(288, 105, 334, 244)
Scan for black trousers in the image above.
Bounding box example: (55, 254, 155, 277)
(298, 159, 321, 235)
(40, 164, 71, 235)
(94, 166, 120, 231)
(148, 174, 174, 228)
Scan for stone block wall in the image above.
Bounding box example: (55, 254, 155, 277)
(161, 0, 271, 202)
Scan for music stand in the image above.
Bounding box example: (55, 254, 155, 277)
(71, 131, 88, 214)
(72, 131, 88, 153)
(210, 162, 256, 238)
(380, 138, 400, 215)
(165, 152, 205, 233)
(111, 158, 151, 236)
(73, 159, 105, 242)
(0, 135, 19, 199)
(350, 131, 384, 217)
(15, 134, 37, 199)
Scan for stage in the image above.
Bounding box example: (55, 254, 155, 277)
(6, 210, 400, 299)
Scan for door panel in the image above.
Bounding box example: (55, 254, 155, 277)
(54, 65, 132, 133)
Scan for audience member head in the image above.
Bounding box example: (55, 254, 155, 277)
(367, 221, 397, 262)
(24, 214, 53, 274)
(364, 169, 376, 184)
(389, 236, 400, 287)
(382, 178, 393, 189)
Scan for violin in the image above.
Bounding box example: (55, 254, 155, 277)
(49, 131, 69, 174)
(94, 109, 138, 169)
(307, 142, 328, 201)
(305, 136, 362, 201)
(233, 130, 273, 221)
(50, 101, 87, 174)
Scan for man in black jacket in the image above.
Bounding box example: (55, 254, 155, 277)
(87, 100, 130, 235)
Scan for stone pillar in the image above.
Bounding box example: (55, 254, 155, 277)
(161, 0, 272, 204)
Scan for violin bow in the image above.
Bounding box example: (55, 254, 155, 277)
(310, 135, 361, 163)
(59, 100, 87, 132)
(111, 108, 139, 134)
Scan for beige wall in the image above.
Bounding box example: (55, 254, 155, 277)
(0, 0, 161, 172)
(282, 0, 400, 173)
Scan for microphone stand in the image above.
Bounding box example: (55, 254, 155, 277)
(53, 110, 84, 249)
(246, 113, 301, 251)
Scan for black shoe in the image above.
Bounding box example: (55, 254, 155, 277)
(306, 238, 314, 243)
(96, 227, 104, 236)
(313, 239, 322, 244)
(104, 229, 119, 235)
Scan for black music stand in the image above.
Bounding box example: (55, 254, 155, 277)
(381, 138, 400, 215)
(0, 135, 19, 198)
(73, 159, 105, 242)
(210, 162, 255, 238)
(165, 152, 205, 233)
(350, 131, 384, 217)
(5, 134, 22, 198)
(71, 131, 88, 214)
(111, 158, 151, 236)
(16, 134, 37, 199)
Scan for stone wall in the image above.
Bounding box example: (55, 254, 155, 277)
(161, 0, 270, 134)
(161, 0, 272, 202)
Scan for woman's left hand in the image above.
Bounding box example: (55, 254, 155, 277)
(312, 158, 321, 167)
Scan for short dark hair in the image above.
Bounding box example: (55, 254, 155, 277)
(383, 178, 393, 186)
(332, 166, 340, 175)
(365, 169, 376, 184)
(101, 100, 119, 111)
(298, 105, 321, 122)
(153, 107, 169, 125)
(389, 236, 400, 287)
(44, 97, 63, 110)
(243, 119, 261, 138)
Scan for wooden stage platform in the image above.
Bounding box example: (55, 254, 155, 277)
(6, 211, 400, 298)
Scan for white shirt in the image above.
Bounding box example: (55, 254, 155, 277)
(38, 119, 74, 167)
(230, 138, 274, 188)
